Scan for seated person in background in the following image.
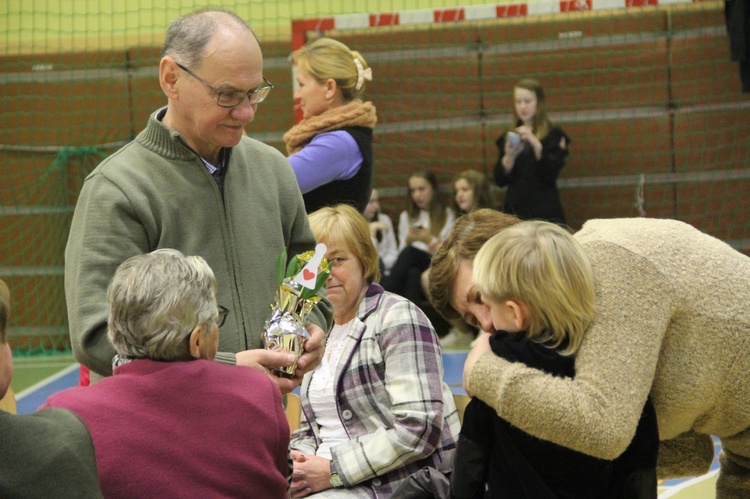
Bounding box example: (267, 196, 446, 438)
(41, 250, 291, 498)
(437, 169, 496, 348)
(0, 279, 103, 498)
(290, 204, 460, 498)
(285, 37, 377, 214)
(451, 221, 658, 498)
(363, 188, 398, 276)
(452, 169, 496, 216)
(382, 169, 455, 306)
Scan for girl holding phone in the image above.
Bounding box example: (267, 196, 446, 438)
(494, 78, 571, 226)
(381, 170, 455, 305)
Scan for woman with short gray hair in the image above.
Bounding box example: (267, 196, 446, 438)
(42, 249, 292, 498)
(107, 248, 220, 363)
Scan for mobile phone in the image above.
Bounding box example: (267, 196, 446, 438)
(507, 131, 521, 147)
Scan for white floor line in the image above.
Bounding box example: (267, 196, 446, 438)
(14, 362, 78, 369)
(16, 363, 79, 401)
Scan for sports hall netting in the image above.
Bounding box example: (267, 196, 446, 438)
(1, 0, 748, 356)
(0, 4, 739, 496)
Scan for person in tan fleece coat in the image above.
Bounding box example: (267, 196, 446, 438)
(428, 209, 750, 498)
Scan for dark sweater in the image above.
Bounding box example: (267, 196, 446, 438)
(452, 331, 658, 498)
(303, 126, 374, 214)
(494, 126, 570, 225)
(0, 408, 103, 498)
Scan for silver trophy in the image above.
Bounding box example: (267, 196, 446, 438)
(263, 244, 330, 378)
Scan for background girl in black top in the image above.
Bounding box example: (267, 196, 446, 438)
(494, 78, 570, 226)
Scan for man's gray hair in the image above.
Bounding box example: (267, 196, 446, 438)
(107, 249, 218, 361)
(161, 8, 254, 68)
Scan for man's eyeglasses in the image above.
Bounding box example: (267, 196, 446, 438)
(176, 62, 274, 108)
(217, 305, 230, 328)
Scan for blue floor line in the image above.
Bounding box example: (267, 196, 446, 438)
(16, 365, 80, 415)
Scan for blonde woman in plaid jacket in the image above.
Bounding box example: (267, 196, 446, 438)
(290, 204, 460, 498)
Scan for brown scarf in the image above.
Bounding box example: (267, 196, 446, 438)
(283, 100, 377, 155)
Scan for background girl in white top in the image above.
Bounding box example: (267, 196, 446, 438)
(363, 188, 398, 276)
(382, 169, 455, 306)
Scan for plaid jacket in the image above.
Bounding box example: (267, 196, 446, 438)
(291, 283, 460, 497)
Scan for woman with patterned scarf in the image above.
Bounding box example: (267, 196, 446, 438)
(285, 37, 377, 214)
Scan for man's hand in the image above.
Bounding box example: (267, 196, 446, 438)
(463, 332, 492, 396)
(234, 323, 326, 394)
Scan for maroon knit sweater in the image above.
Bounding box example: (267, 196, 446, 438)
(41, 359, 290, 498)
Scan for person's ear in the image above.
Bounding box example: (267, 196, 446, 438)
(324, 78, 337, 101)
(159, 57, 180, 99)
(189, 324, 210, 359)
(504, 300, 530, 331)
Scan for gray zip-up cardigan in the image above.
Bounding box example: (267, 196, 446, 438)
(65, 110, 333, 376)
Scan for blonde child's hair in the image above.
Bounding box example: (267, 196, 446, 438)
(472, 220, 595, 355)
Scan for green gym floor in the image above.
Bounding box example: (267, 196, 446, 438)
(11, 354, 77, 393)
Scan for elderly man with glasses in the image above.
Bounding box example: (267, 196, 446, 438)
(43, 249, 293, 497)
(65, 8, 332, 391)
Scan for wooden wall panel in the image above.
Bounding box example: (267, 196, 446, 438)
(670, 35, 750, 106)
(0, 153, 60, 205)
(1, 78, 131, 147)
(669, 1, 749, 106)
(365, 55, 481, 123)
(668, 1, 724, 31)
(562, 183, 676, 231)
(374, 127, 487, 185)
(250, 64, 297, 134)
(331, 24, 481, 52)
(2, 213, 70, 267)
(2, 276, 67, 330)
(673, 108, 750, 173)
(0, 50, 126, 73)
(481, 40, 669, 114)
(676, 180, 750, 243)
(555, 116, 672, 177)
(325, 23, 482, 124)
(479, 8, 667, 112)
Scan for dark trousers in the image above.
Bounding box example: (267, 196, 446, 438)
(381, 246, 432, 305)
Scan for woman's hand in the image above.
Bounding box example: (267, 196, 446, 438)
(296, 323, 326, 375)
(369, 221, 388, 239)
(463, 332, 492, 396)
(290, 450, 334, 497)
(406, 226, 431, 245)
(503, 133, 524, 172)
(516, 125, 542, 160)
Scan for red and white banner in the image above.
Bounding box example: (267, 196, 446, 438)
(292, 0, 696, 49)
